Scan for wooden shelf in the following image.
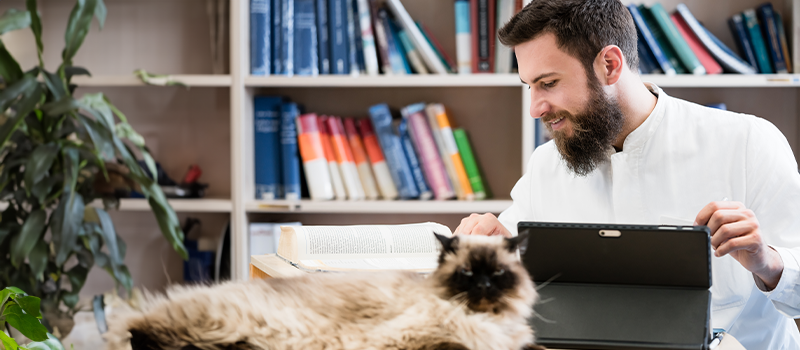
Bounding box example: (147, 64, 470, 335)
(246, 199, 512, 214)
(246, 74, 524, 87)
(642, 74, 800, 87)
(91, 198, 232, 212)
(72, 75, 232, 87)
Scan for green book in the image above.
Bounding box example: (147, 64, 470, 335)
(742, 8, 774, 74)
(639, 5, 688, 74)
(648, 3, 705, 75)
(452, 128, 487, 200)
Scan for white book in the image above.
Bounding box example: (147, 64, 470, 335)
(250, 222, 302, 256)
(495, 0, 515, 74)
(384, 0, 448, 74)
(329, 160, 347, 199)
(455, 0, 472, 74)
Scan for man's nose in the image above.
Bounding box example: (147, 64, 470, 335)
(529, 93, 550, 119)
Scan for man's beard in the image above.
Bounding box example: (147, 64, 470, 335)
(547, 82, 625, 177)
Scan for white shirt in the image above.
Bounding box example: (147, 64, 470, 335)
(499, 83, 800, 349)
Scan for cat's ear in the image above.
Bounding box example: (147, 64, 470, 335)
(434, 232, 459, 255)
(504, 232, 529, 254)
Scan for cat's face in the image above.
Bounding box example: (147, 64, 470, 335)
(432, 233, 535, 314)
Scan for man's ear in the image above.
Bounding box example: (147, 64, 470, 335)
(435, 232, 459, 255)
(595, 45, 624, 85)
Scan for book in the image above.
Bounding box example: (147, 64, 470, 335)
(295, 113, 335, 200)
(272, 0, 283, 75)
(452, 128, 488, 200)
(368, 103, 420, 199)
(742, 8, 773, 73)
(728, 13, 759, 72)
(397, 29, 430, 74)
(352, 0, 366, 74)
(471, 0, 496, 73)
(356, 0, 380, 75)
(388, 18, 413, 74)
(370, 0, 393, 74)
(675, 4, 756, 75)
(455, 0, 472, 74)
(417, 22, 456, 73)
(670, 12, 722, 75)
(648, 3, 705, 75)
(639, 5, 687, 74)
(757, 3, 788, 73)
(277, 222, 452, 272)
(774, 12, 792, 73)
(627, 4, 673, 75)
(250, 222, 301, 256)
(358, 118, 399, 199)
(426, 103, 476, 200)
(344, 118, 380, 199)
(294, 0, 319, 76)
(425, 104, 464, 199)
(315, 0, 331, 74)
(280, 0, 294, 75)
(329, 0, 350, 74)
(384, 0, 449, 74)
(345, 0, 360, 75)
(280, 102, 302, 200)
(327, 116, 366, 200)
(495, 0, 515, 74)
(379, 8, 408, 74)
(318, 115, 348, 199)
(402, 103, 454, 200)
(250, 0, 271, 75)
(254, 96, 283, 200)
(398, 118, 433, 200)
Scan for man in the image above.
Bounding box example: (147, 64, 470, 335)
(454, 0, 800, 348)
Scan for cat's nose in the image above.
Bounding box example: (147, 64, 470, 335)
(478, 277, 492, 290)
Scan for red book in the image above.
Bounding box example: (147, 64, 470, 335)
(671, 13, 722, 75)
(471, 0, 496, 73)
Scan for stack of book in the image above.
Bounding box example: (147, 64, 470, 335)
(254, 97, 489, 201)
(630, 2, 790, 75)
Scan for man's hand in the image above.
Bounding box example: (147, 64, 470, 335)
(454, 213, 512, 237)
(694, 200, 784, 290)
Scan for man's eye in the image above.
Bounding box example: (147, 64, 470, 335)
(543, 80, 557, 88)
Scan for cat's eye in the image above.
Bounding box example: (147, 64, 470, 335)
(461, 268, 473, 277)
(494, 269, 505, 276)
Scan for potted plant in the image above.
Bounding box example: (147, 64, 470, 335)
(0, 0, 187, 337)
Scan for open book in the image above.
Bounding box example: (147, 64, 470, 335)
(277, 222, 451, 272)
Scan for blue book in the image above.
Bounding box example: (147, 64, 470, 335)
(315, 0, 331, 74)
(742, 8, 773, 73)
(636, 34, 660, 74)
(368, 104, 420, 199)
(328, 0, 350, 74)
(627, 4, 674, 75)
(700, 24, 756, 74)
(387, 17, 411, 74)
(280, 0, 295, 75)
(294, 0, 318, 75)
(272, 0, 282, 75)
(280, 102, 302, 200)
(729, 13, 759, 71)
(250, 0, 271, 75)
(345, 0, 359, 74)
(254, 96, 284, 200)
(757, 3, 787, 73)
(352, 0, 366, 74)
(398, 119, 432, 200)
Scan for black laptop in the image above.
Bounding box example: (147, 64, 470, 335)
(518, 222, 712, 350)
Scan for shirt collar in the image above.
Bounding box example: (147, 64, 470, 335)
(615, 82, 667, 155)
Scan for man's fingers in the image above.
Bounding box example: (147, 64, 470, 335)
(707, 209, 750, 237)
(715, 234, 760, 257)
(694, 201, 745, 226)
(710, 220, 757, 249)
(455, 213, 481, 235)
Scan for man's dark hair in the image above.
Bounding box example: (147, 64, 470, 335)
(498, 0, 638, 76)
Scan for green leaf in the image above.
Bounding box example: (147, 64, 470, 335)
(50, 191, 85, 267)
(75, 113, 114, 162)
(64, 66, 90, 80)
(60, 292, 78, 309)
(62, 147, 80, 200)
(66, 265, 88, 295)
(0, 39, 23, 84)
(78, 93, 114, 131)
(24, 0, 43, 67)
(24, 333, 65, 350)
(0, 227, 11, 245)
(42, 70, 66, 102)
(0, 9, 31, 35)
(0, 330, 20, 350)
(92, 208, 122, 266)
(63, 0, 98, 64)
(28, 239, 48, 281)
(115, 264, 132, 292)
(0, 80, 42, 149)
(40, 96, 79, 117)
(9, 210, 45, 267)
(15, 296, 42, 319)
(24, 143, 59, 193)
(3, 301, 48, 342)
(145, 188, 187, 260)
(0, 73, 36, 111)
(94, 0, 106, 30)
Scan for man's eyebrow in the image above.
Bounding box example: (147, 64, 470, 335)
(531, 72, 558, 84)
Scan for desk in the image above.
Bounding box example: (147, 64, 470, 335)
(249, 255, 746, 350)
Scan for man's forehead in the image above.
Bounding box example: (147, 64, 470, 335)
(516, 34, 582, 82)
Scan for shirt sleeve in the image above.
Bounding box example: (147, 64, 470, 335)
(745, 118, 800, 317)
(498, 152, 537, 237)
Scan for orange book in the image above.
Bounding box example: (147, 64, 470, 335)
(317, 116, 347, 200)
(295, 114, 334, 200)
(344, 118, 380, 199)
(357, 118, 399, 199)
(327, 117, 365, 200)
(425, 104, 476, 200)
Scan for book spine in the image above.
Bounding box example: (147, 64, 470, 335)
(370, 0, 393, 74)
(344, 118, 380, 199)
(649, 3, 704, 75)
(742, 8, 773, 73)
(494, 0, 514, 74)
(329, 0, 350, 74)
(627, 4, 674, 75)
(254, 96, 283, 200)
(417, 22, 456, 73)
(671, 13, 722, 75)
(317, 115, 347, 199)
(425, 104, 464, 199)
(358, 118, 399, 199)
(327, 116, 366, 200)
(728, 13, 759, 71)
(471, 0, 495, 73)
(293, 0, 318, 76)
(452, 128, 487, 199)
(640, 5, 687, 74)
(272, 0, 283, 74)
(636, 34, 660, 74)
(250, 0, 271, 75)
(296, 114, 335, 200)
(345, 0, 360, 75)
(384, 0, 448, 74)
(356, 0, 380, 75)
(757, 3, 787, 73)
(675, 4, 756, 74)
(428, 104, 476, 200)
(455, 0, 472, 74)
(384, 14, 410, 74)
(316, 0, 331, 74)
(402, 103, 454, 200)
(398, 119, 432, 200)
(368, 104, 420, 199)
(775, 13, 792, 73)
(280, 102, 302, 200)
(397, 30, 429, 74)
(280, 0, 295, 75)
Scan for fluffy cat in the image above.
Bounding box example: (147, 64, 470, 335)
(104, 233, 538, 350)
